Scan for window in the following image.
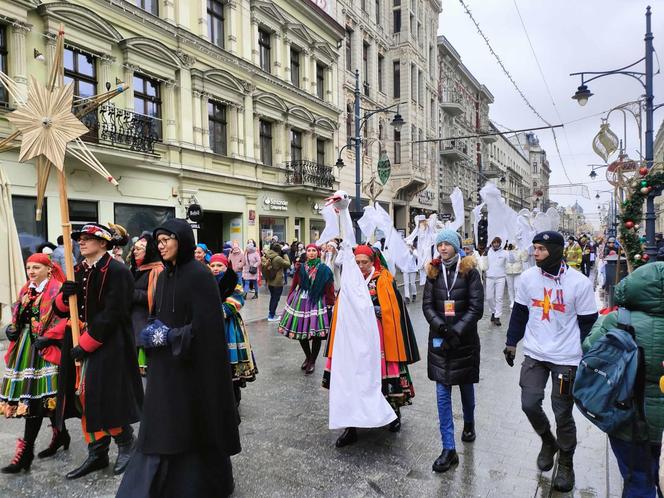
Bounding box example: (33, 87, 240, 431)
(345, 28, 352, 71)
(393, 60, 400, 98)
(0, 25, 7, 104)
(290, 129, 302, 161)
(135, 0, 158, 15)
(290, 48, 300, 88)
(12, 196, 48, 261)
(362, 42, 370, 96)
(64, 47, 98, 141)
(411, 64, 416, 101)
(533, 161, 538, 174)
(376, 0, 381, 25)
(259, 120, 272, 166)
(378, 122, 384, 141)
(133, 74, 162, 140)
(316, 63, 325, 99)
(346, 104, 353, 144)
(114, 203, 175, 238)
(418, 70, 423, 103)
(316, 138, 326, 165)
(207, 0, 224, 48)
(377, 54, 384, 93)
(208, 101, 227, 155)
(361, 0, 367, 10)
(258, 29, 271, 73)
(69, 200, 98, 232)
(393, 1, 401, 33)
(394, 130, 401, 163)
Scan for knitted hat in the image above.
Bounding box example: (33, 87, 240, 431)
(532, 231, 565, 248)
(209, 253, 228, 266)
(435, 229, 461, 254)
(305, 243, 320, 256)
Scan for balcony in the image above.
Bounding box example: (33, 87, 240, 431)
(80, 104, 160, 154)
(440, 91, 464, 117)
(392, 162, 428, 201)
(283, 160, 336, 193)
(440, 140, 470, 161)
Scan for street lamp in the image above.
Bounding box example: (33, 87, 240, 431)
(570, 6, 661, 261)
(335, 69, 406, 241)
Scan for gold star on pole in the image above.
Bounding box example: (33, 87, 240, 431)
(0, 25, 130, 348)
(6, 77, 89, 170)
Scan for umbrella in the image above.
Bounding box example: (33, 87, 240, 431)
(0, 165, 26, 325)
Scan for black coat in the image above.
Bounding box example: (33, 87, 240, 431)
(130, 235, 162, 341)
(422, 257, 484, 385)
(137, 218, 241, 457)
(56, 253, 143, 432)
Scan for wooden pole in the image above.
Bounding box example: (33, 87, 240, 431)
(57, 167, 80, 346)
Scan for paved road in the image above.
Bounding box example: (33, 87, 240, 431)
(0, 284, 622, 497)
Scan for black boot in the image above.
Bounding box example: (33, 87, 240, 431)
(113, 438, 135, 475)
(494, 318, 502, 327)
(537, 430, 559, 471)
(553, 451, 575, 492)
(66, 437, 110, 479)
(461, 422, 476, 442)
(490, 313, 495, 323)
(1, 439, 34, 473)
(335, 427, 358, 448)
(388, 410, 401, 433)
(432, 449, 459, 473)
(38, 426, 71, 458)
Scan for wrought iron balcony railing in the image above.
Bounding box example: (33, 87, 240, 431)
(80, 104, 160, 154)
(284, 160, 335, 190)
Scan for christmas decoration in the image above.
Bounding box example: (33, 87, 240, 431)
(640, 166, 649, 176)
(618, 167, 664, 269)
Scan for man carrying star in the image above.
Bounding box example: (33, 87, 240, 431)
(503, 231, 597, 493)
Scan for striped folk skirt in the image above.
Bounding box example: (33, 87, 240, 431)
(0, 325, 58, 418)
(278, 288, 330, 340)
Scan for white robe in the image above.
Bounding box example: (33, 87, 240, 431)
(328, 246, 396, 430)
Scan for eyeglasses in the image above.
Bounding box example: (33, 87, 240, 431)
(156, 237, 175, 247)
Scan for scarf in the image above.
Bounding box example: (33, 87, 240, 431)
(138, 261, 164, 312)
(442, 253, 459, 269)
(298, 259, 333, 303)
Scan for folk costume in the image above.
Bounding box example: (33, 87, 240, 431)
(211, 253, 258, 406)
(130, 234, 163, 374)
(55, 223, 143, 479)
(323, 244, 420, 447)
(278, 244, 335, 374)
(1, 254, 69, 473)
(118, 219, 240, 498)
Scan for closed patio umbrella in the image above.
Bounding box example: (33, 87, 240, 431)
(0, 165, 25, 326)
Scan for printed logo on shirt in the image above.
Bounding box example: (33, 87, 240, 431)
(531, 288, 566, 321)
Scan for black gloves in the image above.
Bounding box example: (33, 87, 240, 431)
(503, 346, 516, 367)
(70, 346, 88, 361)
(61, 280, 79, 299)
(5, 325, 19, 342)
(33, 336, 60, 351)
(438, 323, 460, 349)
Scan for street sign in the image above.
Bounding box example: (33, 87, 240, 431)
(187, 203, 203, 222)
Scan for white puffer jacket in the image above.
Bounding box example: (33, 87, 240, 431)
(505, 249, 527, 275)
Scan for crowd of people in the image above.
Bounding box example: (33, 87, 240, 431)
(2, 221, 664, 497)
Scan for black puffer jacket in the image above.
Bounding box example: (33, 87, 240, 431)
(422, 255, 484, 385)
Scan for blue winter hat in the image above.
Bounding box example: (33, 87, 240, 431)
(435, 229, 461, 253)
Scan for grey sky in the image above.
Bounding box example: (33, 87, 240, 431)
(438, 0, 662, 228)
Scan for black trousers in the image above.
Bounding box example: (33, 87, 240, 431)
(268, 285, 283, 317)
(519, 355, 578, 453)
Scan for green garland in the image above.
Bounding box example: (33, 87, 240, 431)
(618, 168, 664, 268)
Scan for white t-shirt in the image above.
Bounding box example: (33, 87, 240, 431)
(486, 248, 508, 278)
(516, 264, 597, 365)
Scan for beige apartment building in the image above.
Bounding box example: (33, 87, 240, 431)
(1, 0, 345, 254)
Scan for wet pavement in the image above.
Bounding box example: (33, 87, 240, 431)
(0, 282, 623, 497)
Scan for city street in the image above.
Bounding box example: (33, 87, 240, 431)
(0, 286, 622, 498)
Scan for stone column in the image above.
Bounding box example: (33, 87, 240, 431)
(329, 63, 338, 106)
(192, 92, 203, 147)
(243, 91, 255, 159)
(226, 1, 239, 55)
(9, 22, 30, 103)
(197, 0, 208, 39)
(163, 0, 176, 24)
(272, 32, 282, 79)
(250, 14, 260, 65)
(283, 36, 292, 84)
(274, 121, 286, 166)
(122, 64, 136, 110)
(304, 130, 314, 161)
(98, 56, 115, 94)
(176, 0, 191, 29)
(253, 115, 261, 161)
(45, 34, 57, 84)
(163, 80, 177, 144)
(201, 94, 212, 152)
(237, 103, 246, 159)
(283, 123, 291, 162)
(176, 67, 194, 146)
(302, 49, 311, 93)
(229, 105, 239, 156)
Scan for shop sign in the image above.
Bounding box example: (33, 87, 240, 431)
(187, 203, 203, 222)
(189, 222, 201, 230)
(264, 197, 288, 211)
(312, 202, 323, 215)
(417, 190, 435, 206)
(440, 213, 452, 221)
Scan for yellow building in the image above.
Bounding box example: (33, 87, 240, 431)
(0, 0, 344, 254)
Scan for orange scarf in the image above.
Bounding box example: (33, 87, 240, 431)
(139, 262, 164, 313)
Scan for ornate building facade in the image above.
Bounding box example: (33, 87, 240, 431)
(1, 0, 344, 254)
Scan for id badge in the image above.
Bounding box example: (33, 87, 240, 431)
(444, 300, 456, 317)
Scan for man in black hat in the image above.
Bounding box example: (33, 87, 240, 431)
(54, 223, 143, 479)
(117, 219, 240, 497)
(502, 231, 598, 492)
